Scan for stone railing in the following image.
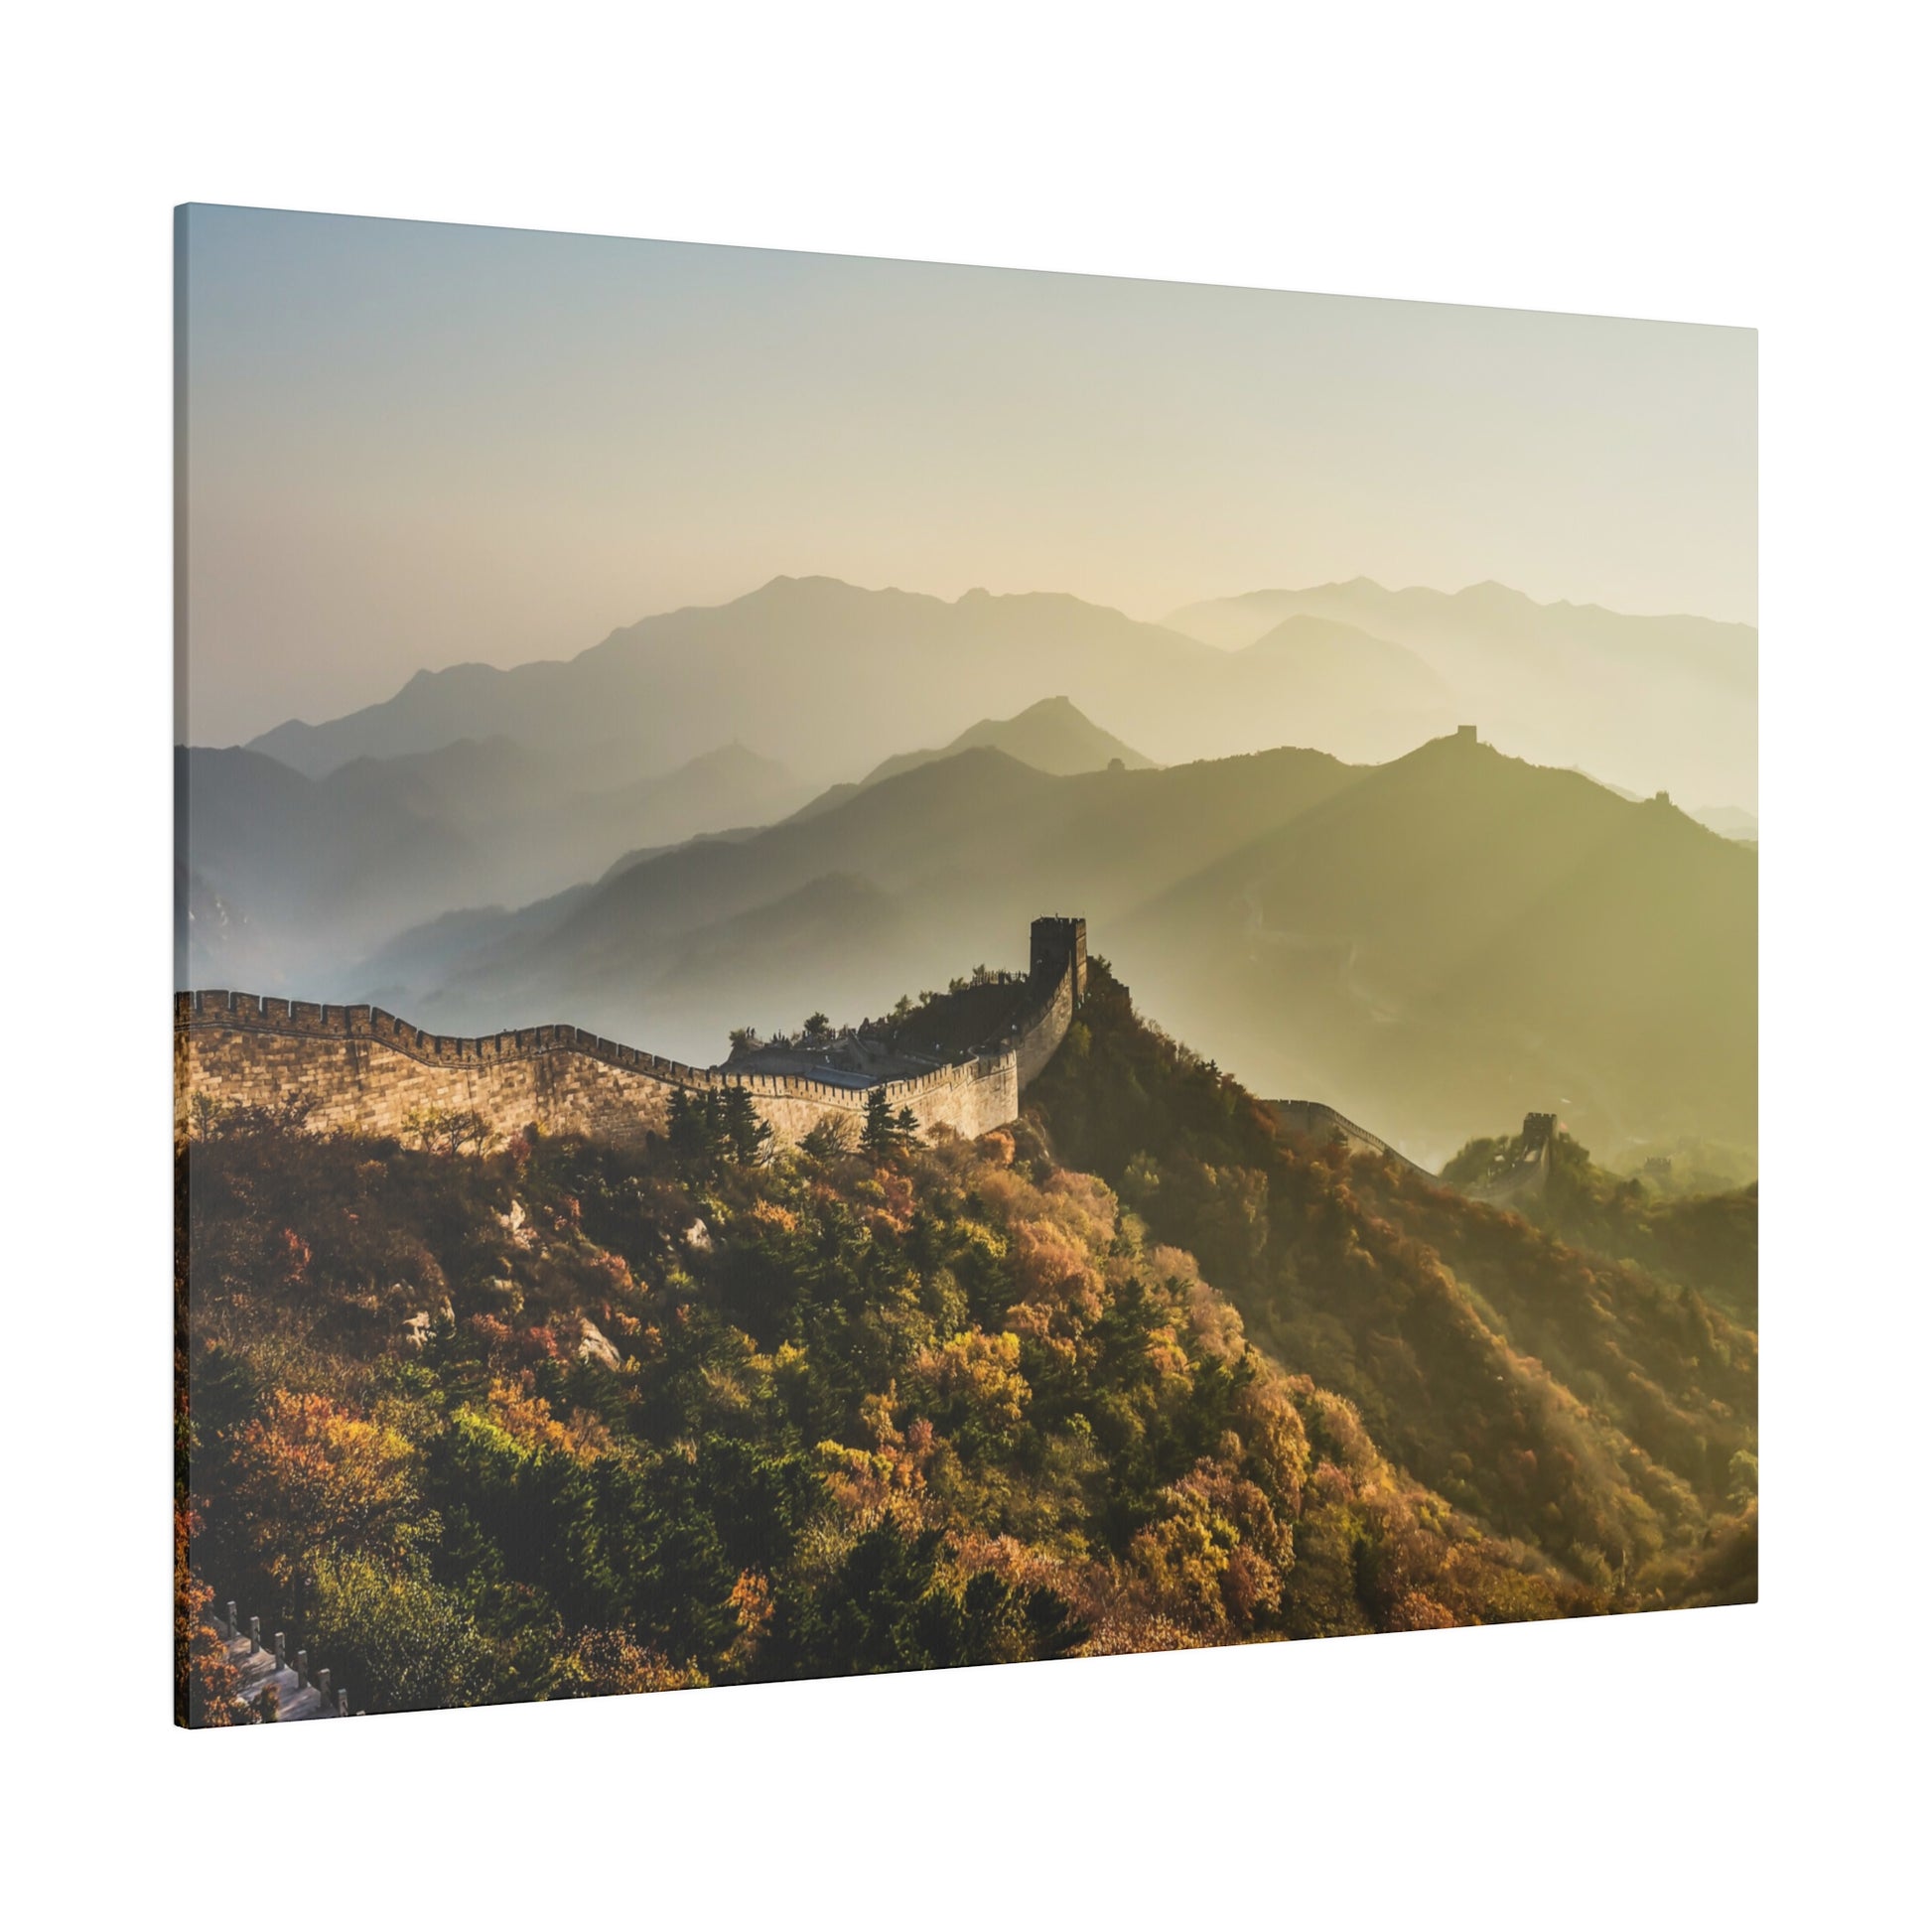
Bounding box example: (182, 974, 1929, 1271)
(210, 1597, 356, 1721)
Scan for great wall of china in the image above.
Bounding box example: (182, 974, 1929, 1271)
(1269, 1100, 1436, 1179)
(176, 916, 1089, 1151)
(1269, 1101, 1558, 1197)
(177, 908, 1565, 1205)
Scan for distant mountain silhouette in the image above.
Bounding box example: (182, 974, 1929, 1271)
(1165, 578, 1757, 809)
(234, 575, 1503, 792)
(1691, 804, 1757, 842)
(242, 577, 1220, 784)
(176, 737, 807, 985)
(871, 693, 1155, 780)
(790, 695, 1154, 820)
(237, 572, 1753, 811)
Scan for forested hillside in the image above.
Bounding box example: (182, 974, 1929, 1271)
(1024, 962, 1756, 1606)
(178, 963, 1752, 1723)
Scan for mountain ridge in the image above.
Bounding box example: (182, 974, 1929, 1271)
(348, 732, 1753, 1164)
(232, 571, 1751, 808)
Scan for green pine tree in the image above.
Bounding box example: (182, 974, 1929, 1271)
(721, 1084, 773, 1166)
(861, 1087, 899, 1161)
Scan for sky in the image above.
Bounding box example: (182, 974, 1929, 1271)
(180, 205, 1757, 748)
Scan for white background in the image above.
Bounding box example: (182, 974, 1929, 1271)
(3, 2, 1925, 1922)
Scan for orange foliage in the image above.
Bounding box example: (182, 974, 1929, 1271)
(175, 1500, 253, 1727)
(230, 1389, 422, 1585)
(553, 1629, 708, 1698)
(485, 1376, 611, 1459)
(901, 1330, 1031, 1432)
(1128, 1460, 1295, 1636)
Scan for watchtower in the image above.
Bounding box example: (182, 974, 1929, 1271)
(1454, 724, 1478, 745)
(1030, 916, 1088, 1004)
(1522, 1111, 1558, 1152)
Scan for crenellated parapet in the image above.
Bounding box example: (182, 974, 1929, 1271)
(175, 920, 1087, 1151)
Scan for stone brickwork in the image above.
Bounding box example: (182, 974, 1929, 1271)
(176, 917, 1087, 1153)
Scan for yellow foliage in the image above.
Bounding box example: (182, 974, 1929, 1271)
(553, 1629, 709, 1699)
(232, 1388, 423, 1586)
(902, 1329, 1031, 1431)
(1128, 1460, 1294, 1636)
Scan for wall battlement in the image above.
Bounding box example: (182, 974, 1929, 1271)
(176, 918, 1088, 1152)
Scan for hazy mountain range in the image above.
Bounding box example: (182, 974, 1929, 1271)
(181, 573, 1757, 1163)
(238, 573, 1754, 809)
(790, 695, 1154, 822)
(311, 733, 1754, 1168)
(176, 738, 810, 986)
(1165, 577, 1756, 809)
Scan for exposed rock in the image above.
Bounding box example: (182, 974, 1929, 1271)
(684, 1217, 712, 1252)
(578, 1318, 621, 1370)
(480, 1275, 523, 1314)
(496, 1198, 536, 1249)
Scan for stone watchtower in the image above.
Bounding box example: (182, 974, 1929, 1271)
(1521, 1111, 1558, 1152)
(1030, 916, 1088, 1005)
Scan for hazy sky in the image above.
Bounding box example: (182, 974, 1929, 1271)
(180, 205, 1756, 747)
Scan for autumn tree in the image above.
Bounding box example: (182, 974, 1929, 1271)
(175, 1500, 256, 1727)
(230, 1389, 426, 1588)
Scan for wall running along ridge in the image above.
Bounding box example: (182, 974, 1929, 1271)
(1272, 1099, 1435, 1178)
(176, 917, 1089, 1152)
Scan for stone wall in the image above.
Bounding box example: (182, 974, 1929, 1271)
(1014, 957, 1077, 1090)
(1457, 1113, 1563, 1205)
(175, 917, 1085, 1153)
(1271, 1098, 1434, 1178)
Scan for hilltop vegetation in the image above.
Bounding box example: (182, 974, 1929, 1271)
(178, 961, 1752, 1722)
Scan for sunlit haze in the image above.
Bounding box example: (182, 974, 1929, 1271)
(180, 205, 1755, 749)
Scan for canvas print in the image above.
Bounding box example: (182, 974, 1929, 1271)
(175, 206, 1757, 1725)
